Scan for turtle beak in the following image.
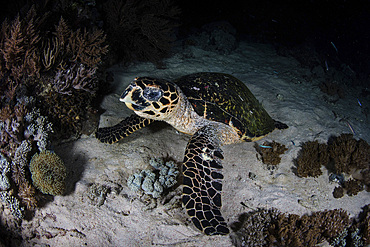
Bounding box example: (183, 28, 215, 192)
(120, 86, 135, 110)
(120, 85, 149, 111)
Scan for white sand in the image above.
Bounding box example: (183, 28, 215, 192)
(6, 42, 370, 246)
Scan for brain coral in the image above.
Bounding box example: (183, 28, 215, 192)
(29, 151, 66, 196)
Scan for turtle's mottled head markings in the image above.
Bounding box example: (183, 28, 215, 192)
(120, 77, 180, 120)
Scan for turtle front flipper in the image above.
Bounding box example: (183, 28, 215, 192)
(182, 126, 229, 235)
(96, 114, 154, 144)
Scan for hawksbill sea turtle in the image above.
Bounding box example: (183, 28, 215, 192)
(95, 72, 288, 235)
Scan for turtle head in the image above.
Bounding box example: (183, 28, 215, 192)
(120, 77, 180, 120)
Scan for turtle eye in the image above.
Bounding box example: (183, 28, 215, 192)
(143, 87, 163, 101)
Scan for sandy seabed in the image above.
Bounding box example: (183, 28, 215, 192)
(3, 41, 370, 246)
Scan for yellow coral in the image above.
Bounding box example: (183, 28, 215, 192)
(29, 150, 66, 196)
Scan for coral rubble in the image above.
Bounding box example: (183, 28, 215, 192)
(127, 158, 179, 198)
(29, 150, 66, 196)
(86, 183, 110, 207)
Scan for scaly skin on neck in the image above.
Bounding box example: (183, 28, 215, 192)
(154, 88, 241, 145)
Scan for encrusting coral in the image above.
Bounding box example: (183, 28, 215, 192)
(29, 150, 66, 196)
(127, 157, 179, 198)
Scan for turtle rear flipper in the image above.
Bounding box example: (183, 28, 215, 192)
(182, 126, 229, 235)
(96, 114, 154, 144)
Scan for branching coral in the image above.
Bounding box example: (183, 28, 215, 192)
(24, 107, 53, 152)
(0, 1, 105, 221)
(232, 208, 353, 247)
(0, 155, 11, 191)
(1, 5, 108, 139)
(358, 204, 370, 245)
(0, 191, 24, 219)
(53, 63, 97, 95)
(0, 7, 41, 84)
(11, 140, 38, 210)
(328, 133, 358, 174)
(255, 141, 287, 166)
(0, 100, 30, 155)
(230, 208, 280, 246)
(269, 209, 351, 246)
(330, 204, 370, 246)
(343, 178, 364, 196)
(39, 89, 93, 137)
(11, 140, 32, 187)
(295, 140, 329, 177)
(67, 28, 108, 67)
(294, 134, 369, 198)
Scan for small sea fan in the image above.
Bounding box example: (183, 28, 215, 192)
(29, 150, 66, 196)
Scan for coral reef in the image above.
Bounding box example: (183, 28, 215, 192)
(255, 141, 287, 166)
(127, 158, 179, 198)
(0, 191, 24, 219)
(230, 208, 279, 246)
(0, 155, 11, 191)
(294, 134, 370, 198)
(330, 204, 370, 247)
(29, 150, 66, 196)
(328, 133, 358, 174)
(328, 134, 370, 197)
(0, 5, 108, 139)
(53, 63, 97, 95)
(271, 209, 351, 246)
(0, 98, 32, 157)
(39, 89, 94, 138)
(343, 178, 364, 196)
(24, 107, 53, 152)
(0, 2, 108, 219)
(10, 140, 38, 211)
(295, 140, 329, 177)
(232, 208, 355, 247)
(103, 0, 180, 66)
(358, 204, 370, 245)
